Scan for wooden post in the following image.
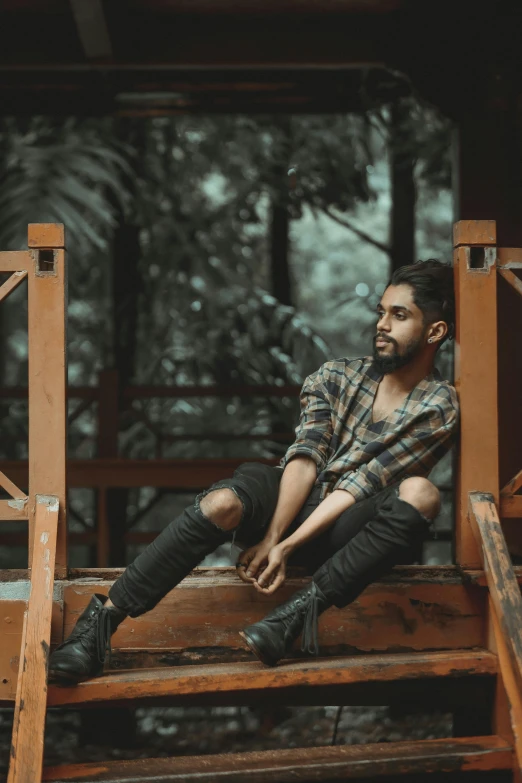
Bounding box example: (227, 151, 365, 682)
(8, 495, 59, 783)
(453, 220, 499, 567)
(468, 493, 522, 778)
(27, 224, 67, 577)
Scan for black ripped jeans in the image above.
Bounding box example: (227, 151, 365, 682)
(109, 462, 432, 616)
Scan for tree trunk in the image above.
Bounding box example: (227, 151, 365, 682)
(389, 100, 416, 273)
(106, 220, 141, 567)
(269, 197, 292, 306)
(269, 119, 293, 306)
(105, 118, 144, 568)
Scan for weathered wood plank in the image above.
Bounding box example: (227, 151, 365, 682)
(47, 650, 497, 707)
(42, 736, 512, 782)
(454, 227, 499, 567)
(489, 598, 522, 775)
(62, 571, 486, 655)
(0, 568, 489, 702)
(0, 600, 28, 703)
(469, 494, 522, 691)
(7, 495, 59, 783)
(469, 492, 522, 775)
(0, 593, 63, 702)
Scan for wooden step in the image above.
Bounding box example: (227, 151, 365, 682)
(1, 565, 490, 703)
(42, 736, 513, 782)
(47, 649, 497, 708)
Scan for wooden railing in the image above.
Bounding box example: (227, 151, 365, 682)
(0, 225, 67, 783)
(468, 492, 522, 772)
(0, 378, 301, 565)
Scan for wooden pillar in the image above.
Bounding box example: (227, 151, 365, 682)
(27, 224, 67, 578)
(456, 85, 522, 556)
(453, 220, 498, 568)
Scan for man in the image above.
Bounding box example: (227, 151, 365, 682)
(49, 259, 458, 683)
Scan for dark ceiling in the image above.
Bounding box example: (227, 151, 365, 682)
(0, 0, 520, 117)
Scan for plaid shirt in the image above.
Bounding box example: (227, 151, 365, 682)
(281, 356, 459, 502)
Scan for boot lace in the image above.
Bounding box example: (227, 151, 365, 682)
(300, 582, 321, 656)
(96, 608, 114, 666)
(275, 583, 322, 656)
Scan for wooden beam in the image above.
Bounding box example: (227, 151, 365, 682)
(489, 600, 522, 776)
(47, 649, 497, 707)
(453, 222, 499, 567)
(497, 248, 522, 269)
(0, 566, 490, 703)
(42, 736, 512, 783)
(0, 252, 31, 273)
(27, 224, 67, 577)
(61, 569, 486, 657)
(498, 268, 522, 299)
(0, 383, 300, 400)
(69, 0, 112, 60)
(468, 493, 522, 695)
(0, 499, 28, 521)
(7, 495, 59, 783)
(502, 469, 522, 497)
(0, 272, 27, 304)
(0, 458, 279, 490)
(500, 496, 522, 518)
(0, 470, 26, 500)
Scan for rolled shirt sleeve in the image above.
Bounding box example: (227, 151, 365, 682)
(280, 368, 333, 473)
(335, 400, 458, 502)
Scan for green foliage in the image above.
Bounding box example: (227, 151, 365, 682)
(0, 106, 452, 468)
(0, 117, 129, 250)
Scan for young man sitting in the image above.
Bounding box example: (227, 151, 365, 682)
(49, 259, 458, 682)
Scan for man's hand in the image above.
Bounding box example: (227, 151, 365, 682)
(235, 538, 275, 584)
(252, 543, 289, 596)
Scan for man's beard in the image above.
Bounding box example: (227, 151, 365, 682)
(372, 334, 423, 375)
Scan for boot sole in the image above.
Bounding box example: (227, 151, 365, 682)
(239, 630, 278, 667)
(48, 669, 93, 687)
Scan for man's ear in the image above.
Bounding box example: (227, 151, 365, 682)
(427, 320, 448, 345)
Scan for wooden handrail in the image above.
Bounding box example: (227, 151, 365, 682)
(0, 383, 301, 400)
(7, 495, 59, 783)
(468, 491, 522, 773)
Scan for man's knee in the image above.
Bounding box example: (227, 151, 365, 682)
(399, 477, 440, 520)
(199, 488, 242, 531)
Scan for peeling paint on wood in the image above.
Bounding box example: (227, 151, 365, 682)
(7, 498, 27, 511)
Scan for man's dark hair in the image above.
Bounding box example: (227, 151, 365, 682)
(388, 259, 455, 344)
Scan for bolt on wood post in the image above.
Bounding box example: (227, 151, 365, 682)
(27, 224, 67, 577)
(453, 220, 499, 567)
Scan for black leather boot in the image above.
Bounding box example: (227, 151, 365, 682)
(48, 594, 126, 685)
(240, 582, 331, 667)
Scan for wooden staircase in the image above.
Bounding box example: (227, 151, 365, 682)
(2, 220, 522, 781)
(42, 737, 513, 782)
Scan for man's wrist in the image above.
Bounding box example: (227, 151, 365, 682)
(263, 529, 281, 546)
(279, 538, 296, 557)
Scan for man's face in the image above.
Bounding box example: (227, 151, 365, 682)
(372, 284, 427, 374)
